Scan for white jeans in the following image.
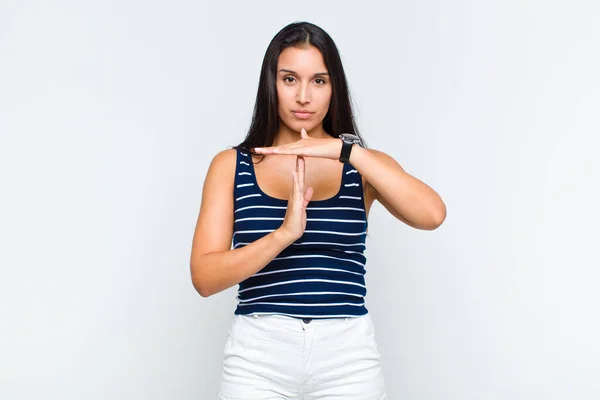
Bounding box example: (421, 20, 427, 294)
(218, 313, 387, 399)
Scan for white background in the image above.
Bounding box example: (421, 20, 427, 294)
(1, 0, 599, 399)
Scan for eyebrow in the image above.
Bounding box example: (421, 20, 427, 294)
(278, 69, 329, 77)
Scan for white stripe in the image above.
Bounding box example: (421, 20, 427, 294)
(238, 172, 251, 176)
(234, 229, 276, 235)
(344, 183, 359, 187)
(236, 183, 254, 188)
(293, 241, 365, 248)
(339, 196, 361, 200)
(243, 312, 364, 318)
(239, 161, 250, 166)
(238, 279, 366, 293)
(235, 217, 284, 223)
(234, 230, 365, 237)
(241, 152, 248, 156)
(253, 267, 364, 277)
(304, 230, 366, 236)
(238, 291, 364, 303)
(236, 205, 287, 213)
(273, 254, 365, 267)
(235, 193, 262, 201)
(235, 241, 366, 251)
(238, 301, 364, 307)
(306, 218, 365, 223)
(235, 205, 365, 213)
(346, 169, 358, 174)
(306, 206, 364, 212)
(234, 217, 364, 224)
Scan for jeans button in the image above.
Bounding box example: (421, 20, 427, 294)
(302, 318, 312, 324)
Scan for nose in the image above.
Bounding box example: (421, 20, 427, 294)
(296, 82, 310, 104)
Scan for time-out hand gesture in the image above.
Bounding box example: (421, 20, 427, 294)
(278, 155, 314, 242)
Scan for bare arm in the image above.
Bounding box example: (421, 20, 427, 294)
(351, 147, 446, 230)
(189, 149, 295, 297)
(252, 131, 446, 231)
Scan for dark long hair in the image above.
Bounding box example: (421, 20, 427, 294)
(235, 21, 366, 153)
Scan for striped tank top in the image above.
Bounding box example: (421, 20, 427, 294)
(232, 147, 369, 319)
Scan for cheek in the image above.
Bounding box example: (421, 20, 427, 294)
(276, 85, 285, 114)
(317, 89, 333, 113)
(276, 85, 294, 107)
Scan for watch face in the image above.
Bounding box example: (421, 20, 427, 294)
(339, 133, 360, 144)
(340, 133, 360, 142)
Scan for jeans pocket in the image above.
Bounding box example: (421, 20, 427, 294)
(219, 316, 272, 398)
(360, 314, 381, 355)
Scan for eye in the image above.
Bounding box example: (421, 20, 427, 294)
(315, 78, 327, 85)
(283, 76, 296, 83)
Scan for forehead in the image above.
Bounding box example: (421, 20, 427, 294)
(277, 45, 327, 74)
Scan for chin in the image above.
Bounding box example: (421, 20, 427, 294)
(280, 115, 325, 134)
(281, 120, 308, 133)
(298, 120, 324, 132)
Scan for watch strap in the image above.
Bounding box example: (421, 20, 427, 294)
(339, 139, 353, 163)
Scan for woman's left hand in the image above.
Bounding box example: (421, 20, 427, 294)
(253, 129, 342, 160)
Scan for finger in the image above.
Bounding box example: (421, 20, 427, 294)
(301, 128, 310, 139)
(273, 144, 298, 153)
(290, 169, 299, 204)
(303, 186, 314, 208)
(260, 147, 287, 155)
(254, 146, 280, 154)
(272, 148, 297, 155)
(291, 169, 298, 192)
(297, 156, 305, 193)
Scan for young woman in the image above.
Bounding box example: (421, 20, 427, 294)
(190, 21, 446, 399)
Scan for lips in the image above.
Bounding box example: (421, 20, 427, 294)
(292, 110, 314, 120)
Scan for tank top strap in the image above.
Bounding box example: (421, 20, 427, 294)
(336, 162, 364, 202)
(233, 147, 261, 204)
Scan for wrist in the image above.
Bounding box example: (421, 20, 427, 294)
(348, 143, 367, 164)
(332, 138, 343, 160)
(272, 228, 297, 247)
(338, 133, 362, 163)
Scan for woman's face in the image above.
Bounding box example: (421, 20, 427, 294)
(276, 45, 332, 134)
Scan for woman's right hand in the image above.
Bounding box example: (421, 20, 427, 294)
(278, 155, 314, 243)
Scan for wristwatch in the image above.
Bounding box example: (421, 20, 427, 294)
(338, 133, 361, 163)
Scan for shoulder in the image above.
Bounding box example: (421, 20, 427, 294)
(208, 148, 237, 172)
(204, 148, 238, 186)
(211, 148, 237, 166)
